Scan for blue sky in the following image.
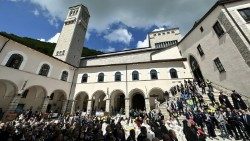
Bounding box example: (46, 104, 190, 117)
(0, 0, 217, 52)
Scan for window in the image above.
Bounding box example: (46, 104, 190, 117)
(81, 74, 88, 83)
(50, 93, 54, 100)
(98, 73, 104, 82)
(163, 32, 166, 35)
(61, 71, 68, 81)
(132, 71, 139, 81)
(238, 8, 250, 22)
(39, 64, 50, 76)
(214, 57, 225, 73)
(158, 33, 161, 35)
(171, 31, 175, 33)
(21, 89, 29, 98)
(115, 72, 121, 81)
(200, 26, 204, 32)
(6, 54, 23, 69)
(213, 21, 224, 37)
(170, 68, 178, 79)
(197, 45, 204, 56)
(150, 69, 158, 80)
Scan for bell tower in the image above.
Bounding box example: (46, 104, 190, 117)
(53, 4, 90, 66)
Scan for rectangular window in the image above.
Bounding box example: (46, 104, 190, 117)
(197, 45, 204, 56)
(115, 76, 121, 81)
(213, 21, 225, 37)
(214, 57, 225, 73)
(238, 8, 250, 22)
(132, 74, 139, 80)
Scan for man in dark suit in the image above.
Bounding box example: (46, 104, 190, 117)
(207, 90, 216, 105)
(219, 91, 233, 109)
(240, 110, 250, 138)
(231, 90, 247, 110)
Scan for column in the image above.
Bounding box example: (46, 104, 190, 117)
(70, 100, 76, 115)
(8, 94, 22, 112)
(125, 98, 130, 117)
(145, 97, 150, 113)
(41, 96, 50, 113)
(61, 100, 68, 114)
(87, 100, 92, 115)
(105, 99, 111, 113)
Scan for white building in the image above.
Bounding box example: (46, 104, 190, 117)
(178, 0, 250, 99)
(149, 28, 181, 48)
(0, 0, 249, 117)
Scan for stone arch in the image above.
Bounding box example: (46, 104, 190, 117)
(148, 87, 165, 110)
(189, 55, 204, 85)
(110, 89, 125, 115)
(18, 85, 47, 112)
(0, 79, 18, 112)
(74, 91, 89, 112)
(129, 88, 146, 110)
(92, 90, 106, 112)
(60, 70, 70, 81)
(46, 89, 67, 113)
(36, 61, 53, 77)
(1, 50, 28, 70)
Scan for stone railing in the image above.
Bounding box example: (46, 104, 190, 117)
(210, 81, 250, 107)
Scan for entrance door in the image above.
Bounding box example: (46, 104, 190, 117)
(132, 93, 145, 110)
(189, 55, 204, 85)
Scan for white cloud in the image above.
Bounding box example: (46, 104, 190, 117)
(102, 46, 116, 53)
(33, 9, 40, 16)
(38, 33, 60, 43)
(38, 38, 45, 42)
(85, 30, 90, 40)
(123, 47, 130, 51)
(137, 35, 149, 48)
(153, 27, 165, 32)
(104, 28, 132, 44)
(12, 0, 217, 34)
(48, 33, 60, 43)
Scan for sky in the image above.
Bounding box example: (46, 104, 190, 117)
(0, 0, 218, 52)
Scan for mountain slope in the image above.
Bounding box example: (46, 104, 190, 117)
(0, 32, 103, 57)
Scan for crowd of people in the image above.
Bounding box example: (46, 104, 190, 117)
(166, 79, 250, 141)
(0, 79, 249, 141)
(0, 108, 180, 141)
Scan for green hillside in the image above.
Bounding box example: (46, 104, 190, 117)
(0, 32, 103, 57)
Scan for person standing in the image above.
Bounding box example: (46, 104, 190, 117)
(231, 90, 247, 110)
(182, 120, 198, 141)
(127, 129, 136, 141)
(219, 92, 233, 109)
(207, 90, 216, 106)
(200, 81, 206, 94)
(240, 110, 250, 138)
(206, 79, 213, 92)
(137, 126, 148, 141)
(215, 110, 229, 139)
(177, 98, 184, 115)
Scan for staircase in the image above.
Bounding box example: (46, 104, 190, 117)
(158, 102, 169, 119)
